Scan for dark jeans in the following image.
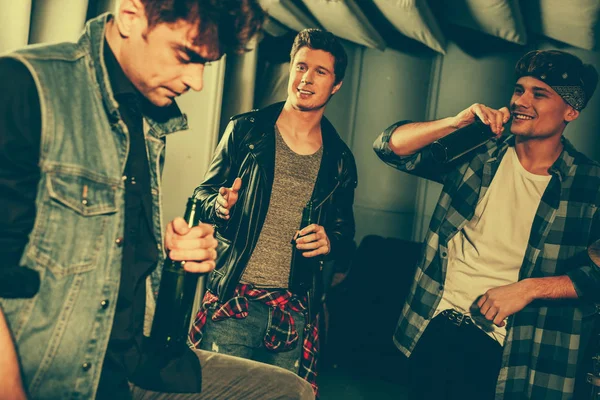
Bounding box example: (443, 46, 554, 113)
(408, 313, 503, 400)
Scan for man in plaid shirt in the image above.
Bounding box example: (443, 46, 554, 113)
(374, 50, 600, 399)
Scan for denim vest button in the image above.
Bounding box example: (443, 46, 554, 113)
(100, 300, 109, 309)
(115, 237, 124, 247)
(122, 175, 127, 181)
(82, 362, 91, 371)
(249, 144, 255, 150)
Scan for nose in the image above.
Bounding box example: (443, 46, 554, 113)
(301, 69, 314, 84)
(183, 64, 205, 92)
(513, 91, 531, 108)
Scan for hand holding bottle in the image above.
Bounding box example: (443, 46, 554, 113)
(215, 177, 242, 220)
(295, 224, 331, 257)
(165, 217, 217, 273)
(451, 103, 511, 136)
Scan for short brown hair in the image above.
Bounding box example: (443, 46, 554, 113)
(290, 29, 347, 85)
(141, 0, 265, 58)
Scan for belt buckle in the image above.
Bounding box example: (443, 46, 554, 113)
(444, 309, 469, 327)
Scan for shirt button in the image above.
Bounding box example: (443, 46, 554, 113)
(100, 300, 109, 309)
(115, 237, 124, 247)
(439, 285, 444, 291)
(441, 252, 448, 258)
(122, 175, 127, 181)
(82, 362, 91, 371)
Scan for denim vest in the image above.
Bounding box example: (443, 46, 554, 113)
(0, 14, 188, 399)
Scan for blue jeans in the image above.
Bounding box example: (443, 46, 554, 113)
(199, 299, 306, 374)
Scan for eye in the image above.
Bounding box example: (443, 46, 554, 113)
(534, 93, 547, 99)
(317, 69, 326, 75)
(296, 64, 306, 71)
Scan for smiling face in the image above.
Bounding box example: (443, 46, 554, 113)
(287, 47, 342, 112)
(509, 76, 579, 139)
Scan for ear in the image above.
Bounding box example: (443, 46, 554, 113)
(115, 0, 146, 38)
(331, 80, 343, 96)
(564, 106, 580, 123)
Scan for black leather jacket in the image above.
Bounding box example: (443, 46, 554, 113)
(193, 102, 357, 319)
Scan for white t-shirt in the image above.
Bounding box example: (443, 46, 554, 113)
(433, 146, 551, 345)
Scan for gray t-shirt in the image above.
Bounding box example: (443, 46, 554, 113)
(241, 125, 322, 288)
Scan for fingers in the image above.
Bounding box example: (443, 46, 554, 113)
(216, 191, 231, 219)
(231, 177, 242, 193)
(170, 217, 193, 235)
(296, 224, 330, 257)
(477, 294, 507, 327)
(499, 107, 511, 124)
(216, 178, 242, 219)
(170, 247, 217, 263)
(298, 224, 319, 237)
(182, 260, 217, 274)
(493, 313, 507, 327)
(166, 222, 218, 267)
(470, 103, 508, 136)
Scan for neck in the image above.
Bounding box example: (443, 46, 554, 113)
(278, 99, 325, 138)
(514, 134, 564, 175)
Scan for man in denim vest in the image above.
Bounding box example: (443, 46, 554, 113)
(0, 0, 314, 399)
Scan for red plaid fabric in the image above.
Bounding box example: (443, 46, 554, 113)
(189, 284, 320, 396)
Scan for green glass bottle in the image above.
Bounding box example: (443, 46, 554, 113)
(289, 200, 316, 294)
(151, 197, 200, 356)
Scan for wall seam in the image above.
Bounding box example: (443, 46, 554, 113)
(412, 53, 444, 242)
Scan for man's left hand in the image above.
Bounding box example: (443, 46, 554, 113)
(295, 224, 330, 258)
(476, 281, 534, 327)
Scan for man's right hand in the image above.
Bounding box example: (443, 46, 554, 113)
(215, 177, 242, 220)
(451, 103, 511, 137)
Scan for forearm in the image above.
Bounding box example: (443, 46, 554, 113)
(388, 117, 458, 156)
(0, 307, 27, 400)
(522, 275, 578, 301)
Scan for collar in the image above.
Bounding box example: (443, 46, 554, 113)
(489, 135, 576, 182)
(251, 102, 346, 156)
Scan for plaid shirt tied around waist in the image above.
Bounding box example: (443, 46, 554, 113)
(189, 283, 320, 395)
(374, 121, 600, 399)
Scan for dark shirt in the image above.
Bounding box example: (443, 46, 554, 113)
(0, 42, 200, 397)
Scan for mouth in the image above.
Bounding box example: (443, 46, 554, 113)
(297, 87, 314, 95)
(165, 88, 182, 98)
(512, 111, 535, 121)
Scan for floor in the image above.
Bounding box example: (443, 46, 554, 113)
(317, 343, 412, 400)
(319, 363, 411, 400)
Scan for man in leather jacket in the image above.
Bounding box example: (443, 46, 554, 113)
(189, 29, 357, 394)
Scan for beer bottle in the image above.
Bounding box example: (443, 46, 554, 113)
(151, 197, 200, 355)
(430, 116, 497, 163)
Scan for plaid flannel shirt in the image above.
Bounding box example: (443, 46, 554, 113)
(374, 121, 600, 399)
(189, 284, 320, 396)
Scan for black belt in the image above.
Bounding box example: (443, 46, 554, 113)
(440, 309, 474, 327)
